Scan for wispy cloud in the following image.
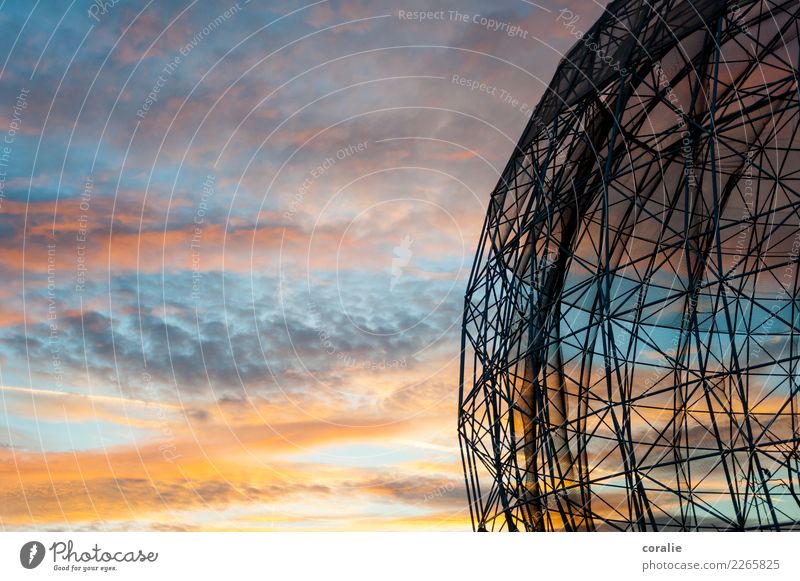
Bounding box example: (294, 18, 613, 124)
(0, 0, 608, 530)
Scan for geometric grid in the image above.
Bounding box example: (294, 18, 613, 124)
(458, 0, 800, 531)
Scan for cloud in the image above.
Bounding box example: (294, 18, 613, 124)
(0, 0, 612, 530)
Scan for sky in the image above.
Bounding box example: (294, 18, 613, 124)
(0, 0, 608, 531)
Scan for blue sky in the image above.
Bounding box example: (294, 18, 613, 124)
(0, 0, 607, 530)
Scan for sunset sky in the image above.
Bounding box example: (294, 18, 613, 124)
(0, 0, 607, 530)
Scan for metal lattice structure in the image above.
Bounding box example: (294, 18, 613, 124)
(458, 0, 800, 531)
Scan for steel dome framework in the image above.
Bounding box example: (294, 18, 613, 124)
(458, 0, 800, 531)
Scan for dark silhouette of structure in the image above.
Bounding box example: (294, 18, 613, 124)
(458, 0, 800, 531)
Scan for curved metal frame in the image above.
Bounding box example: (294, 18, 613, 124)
(459, 0, 800, 531)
